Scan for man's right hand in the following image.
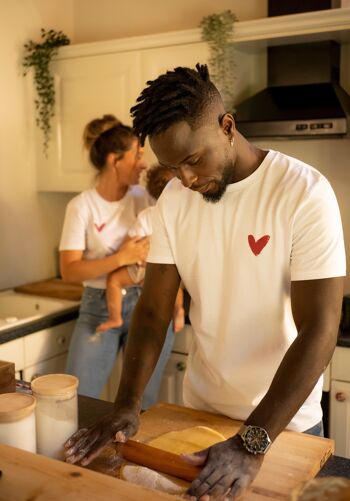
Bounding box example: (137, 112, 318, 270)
(64, 406, 140, 466)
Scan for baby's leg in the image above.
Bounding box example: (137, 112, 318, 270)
(173, 288, 185, 332)
(96, 268, 133, 332)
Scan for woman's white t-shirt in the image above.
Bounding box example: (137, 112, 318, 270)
(147, 149, 346, 432)
(59, 186, 154, 288)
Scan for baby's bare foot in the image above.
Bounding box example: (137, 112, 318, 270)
(96, 318, 123, 332)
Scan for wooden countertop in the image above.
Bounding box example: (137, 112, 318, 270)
(14, 278, 83, 302)
(0, 401, 334, 500)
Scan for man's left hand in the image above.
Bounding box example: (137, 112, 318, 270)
(182, 435, 264, 500)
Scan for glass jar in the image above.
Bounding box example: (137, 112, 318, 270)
(0, 393, 36, 452)
(31, 374, 79, 459)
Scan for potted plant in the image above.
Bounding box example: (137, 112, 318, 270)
(23, 29, 70, 156)
(199, 10, 237, 112)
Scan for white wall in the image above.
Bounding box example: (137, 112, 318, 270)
(1, 0, 349, 295)
(72, 0, 266, 43)
(0, 0, 75, 289)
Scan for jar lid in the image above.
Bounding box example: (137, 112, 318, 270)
(31, 374, 79, 396)
(0, 393, 36, 422)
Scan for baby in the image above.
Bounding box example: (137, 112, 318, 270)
(97, 164, 185, 333)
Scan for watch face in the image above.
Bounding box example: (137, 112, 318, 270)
(243, 426, 270, 454)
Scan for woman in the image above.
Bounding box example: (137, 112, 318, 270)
(59, 114, 152, 398)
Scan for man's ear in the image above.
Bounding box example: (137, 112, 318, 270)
(219, 113, 235, 137)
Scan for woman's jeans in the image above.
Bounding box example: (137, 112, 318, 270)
(65, 286, 174, 409)
(303, 421, 324, 437)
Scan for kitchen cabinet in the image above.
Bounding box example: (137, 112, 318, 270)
(0, 337, 25, 373)
(22, 321, 74, 381)
(0, 320, 75, 381)
(33, 8, 350, 191)
(22, 353, 68, 382)
(36, 51, 142, 192)
(330, 346, 350, 457)
(158, 352, 187, 406)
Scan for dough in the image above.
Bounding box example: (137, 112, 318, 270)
(290, 477, 350, 501)
(120, 425, 226, 494)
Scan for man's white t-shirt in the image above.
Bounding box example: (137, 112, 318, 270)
(147, 149, 346, 432)
(59, 186, 154, 288)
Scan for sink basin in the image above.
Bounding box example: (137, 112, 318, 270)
(0, 290, 79, 332)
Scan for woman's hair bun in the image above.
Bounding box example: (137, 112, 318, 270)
(83, 114, 123, 150)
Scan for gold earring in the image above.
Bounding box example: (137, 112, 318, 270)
(230, 137, 234, 147)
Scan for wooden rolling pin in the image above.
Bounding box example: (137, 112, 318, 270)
(120, 439, 202, 482)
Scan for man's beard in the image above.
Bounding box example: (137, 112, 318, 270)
(202, 162, 233, 203)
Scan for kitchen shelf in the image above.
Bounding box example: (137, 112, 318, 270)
(56, 8, 350, 60)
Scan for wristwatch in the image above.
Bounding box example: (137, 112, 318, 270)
(238, 424, 272, 455)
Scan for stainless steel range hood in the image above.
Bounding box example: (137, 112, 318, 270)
(234, 41, 350, 138)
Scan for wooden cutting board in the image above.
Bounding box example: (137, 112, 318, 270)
(14, 278, 83, 302)
(0, 403, 334, 500)
(130, 403, 334, 500)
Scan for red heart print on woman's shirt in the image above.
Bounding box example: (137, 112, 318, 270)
(94, 223, 106, 232)
(248, 234, 270, 256)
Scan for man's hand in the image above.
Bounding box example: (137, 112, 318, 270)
(64, 407, 139, 466)
(183, 435, 263, 501)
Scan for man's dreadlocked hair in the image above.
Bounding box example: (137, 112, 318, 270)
(130, 63, 222, 146)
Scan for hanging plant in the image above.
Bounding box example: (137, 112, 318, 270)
(23, 28, 70, 156)
(200, 10, 237, 112)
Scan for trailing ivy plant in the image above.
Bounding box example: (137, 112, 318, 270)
(200, 10, 237, 112)
(23, 29, 70, 155)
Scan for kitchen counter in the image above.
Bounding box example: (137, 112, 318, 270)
(0, 305, 79, 344)
(77, 395, 350, 480)
(0, 278, 82, 344)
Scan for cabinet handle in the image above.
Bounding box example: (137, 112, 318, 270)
(176, 361, 186, 371)
(57, 336, 66, 345)
(335, 392, 347, 402)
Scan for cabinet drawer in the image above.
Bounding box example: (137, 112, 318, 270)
(23, 353, 69, 382)
(24, 321, 75, 367)
(172, 325, 193, 354)
(331, 346, 350, 382)
(0, 337, 25, 371)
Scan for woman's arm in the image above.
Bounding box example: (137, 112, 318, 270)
(60, 236, 149, 283)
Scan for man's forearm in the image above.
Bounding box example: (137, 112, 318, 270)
(245, 326, 337, 441)
(114, 300, 171, 410)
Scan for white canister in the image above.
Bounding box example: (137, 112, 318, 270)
(31, 374, 79, 460)
(0, 393, 37, 453)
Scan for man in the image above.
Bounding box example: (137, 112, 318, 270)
(65, 64, 345, 500)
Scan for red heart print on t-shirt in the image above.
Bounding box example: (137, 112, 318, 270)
(248, 234, 270, 256)
(94, 223, 105, 232)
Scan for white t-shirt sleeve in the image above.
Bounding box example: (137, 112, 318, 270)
(59, 199, 86, 251)
(147, 203, 175, 264)
(291, 177, 346, 281)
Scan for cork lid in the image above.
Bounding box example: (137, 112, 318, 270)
(0, 393, 36, 422)
(31, 374, 79, 397)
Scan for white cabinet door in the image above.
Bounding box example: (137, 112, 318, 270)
(330, 379, 350, 457)
(159, 352, 187, 406)
(141, 42, 209, 84)
(23, 353, 68, 382)
(0, 337, 25, 371)
(140, 43, 210, 166)
(36, 51, 141, 191)
(172, 324, 193, 355)
(24, 321, 75, 367)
